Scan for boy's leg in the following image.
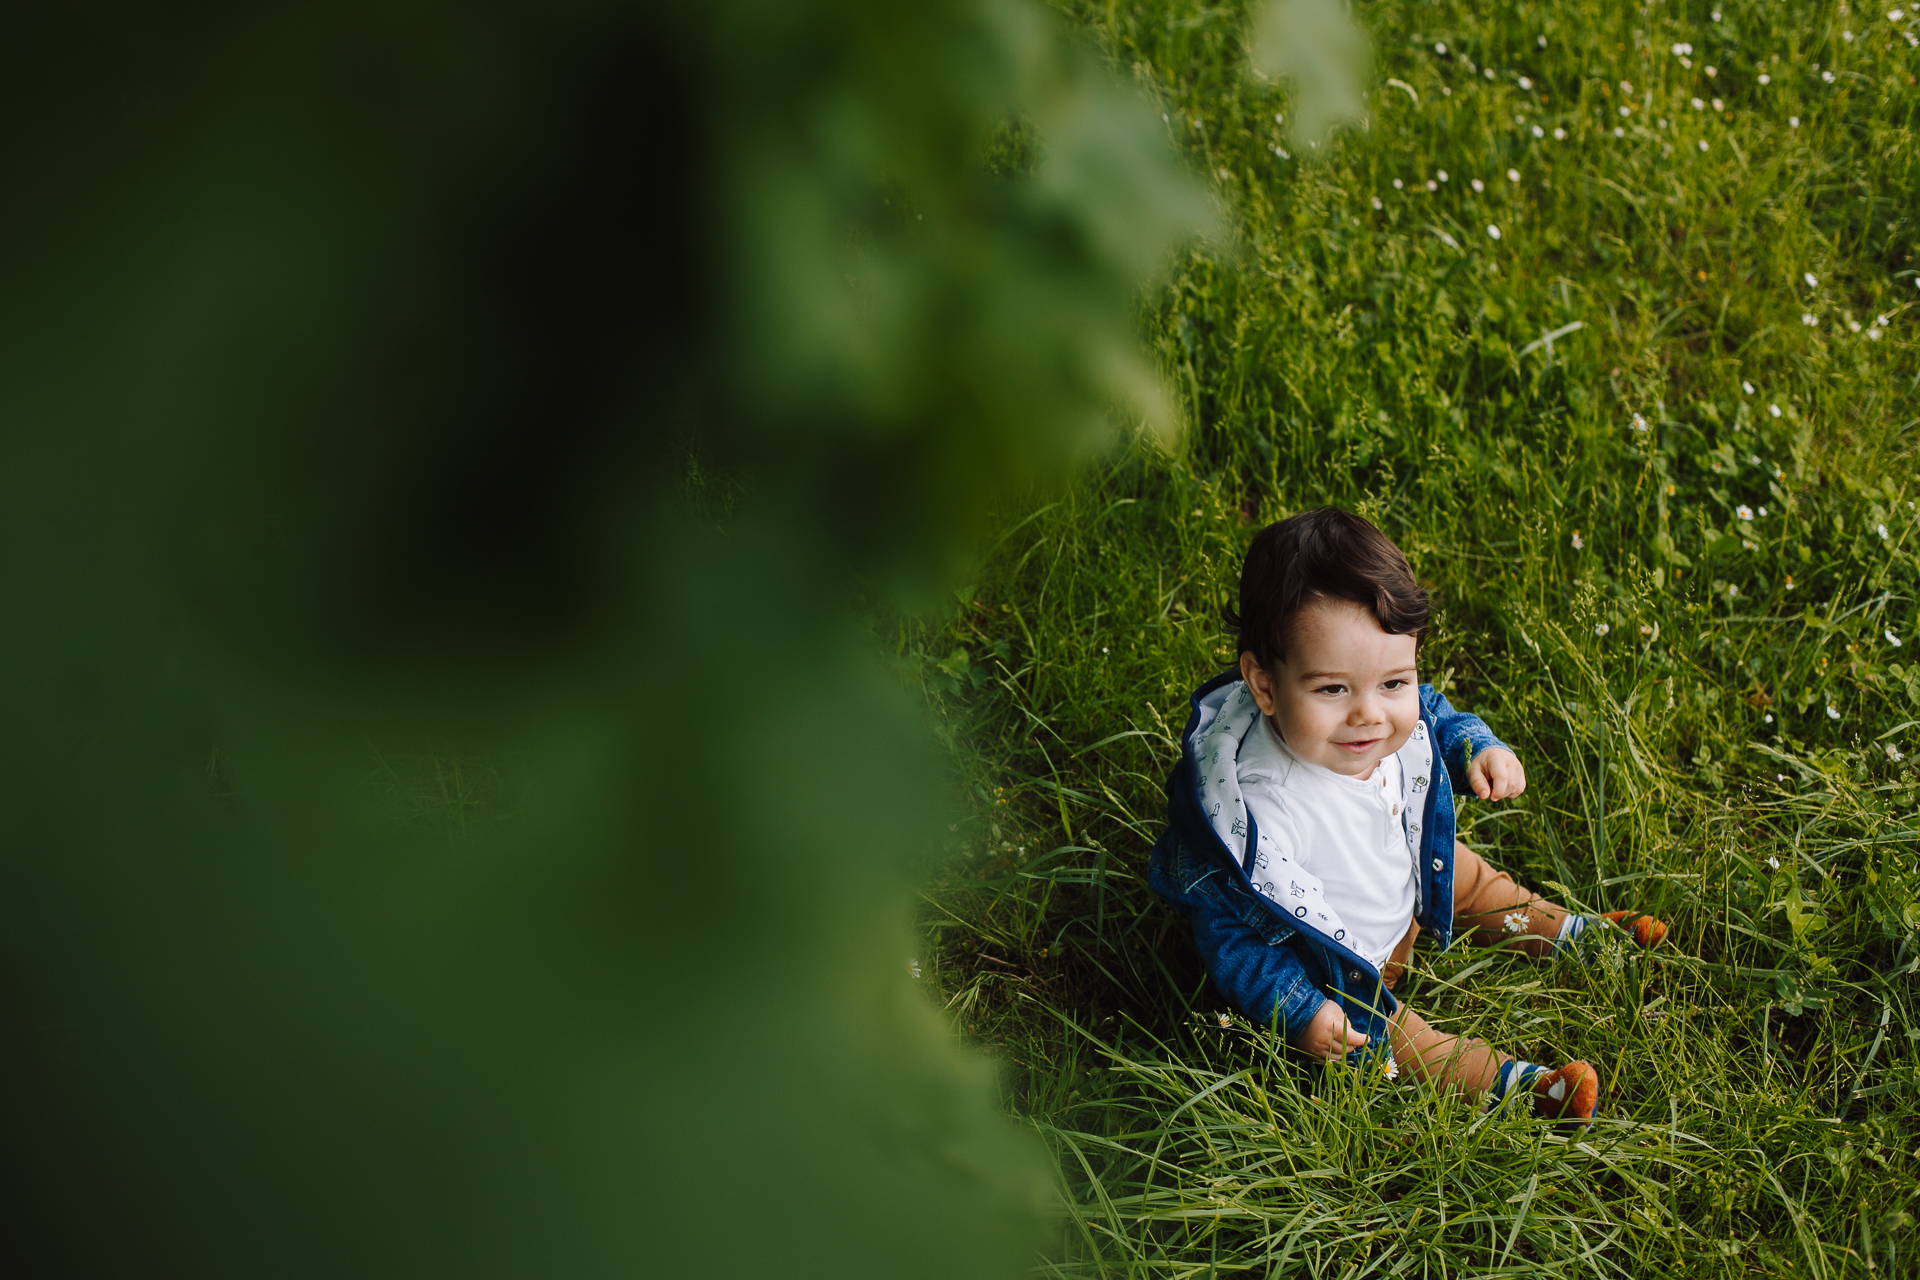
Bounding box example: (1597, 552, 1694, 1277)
(1452, 840, 1567, 959)
(1387, 1002, 1505, 1095)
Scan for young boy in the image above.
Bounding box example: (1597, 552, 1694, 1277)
(1148, 508, 1666, 1122)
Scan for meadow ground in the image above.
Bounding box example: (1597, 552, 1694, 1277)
(908, 1, 1920, 1275)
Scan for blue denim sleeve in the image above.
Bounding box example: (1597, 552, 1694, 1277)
(1190, 900, 1326, 1039)
(1420, 684, 1508, 793)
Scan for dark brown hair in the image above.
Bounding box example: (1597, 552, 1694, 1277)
(1226, 507, 1428, 669)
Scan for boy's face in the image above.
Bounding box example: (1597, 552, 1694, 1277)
(1239, 597, 1418, 778)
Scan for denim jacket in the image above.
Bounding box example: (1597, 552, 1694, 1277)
(1147, 671, 1507, 1051)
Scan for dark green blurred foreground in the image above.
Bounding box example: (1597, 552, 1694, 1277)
(0, 2, 1207, 1273)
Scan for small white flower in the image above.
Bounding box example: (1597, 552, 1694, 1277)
(1713, 98, 1724, 111)
(1824, 69, 1836, 82)
(1101, 646, 1109, 653)
(1879, 523, 1891, 539)
(1869, 327, 1883, 340)
(1743, 539, 1757, 550)
(1706, 66, 1718, 77)
(1845, 30, 1856, 42)
(908, 959, 922, 978)
(1803, 313, 1818, 326)
(1217, 1011, 1232, 1028)
(1532, 124, 1544, 138)
(1519, 76, 1533, 90)
(1503, 911, 1528, 933)
(1631, 412, 1648, 431)
(1614, 126, 1625, 137)
(1471, 177, 1485, 192)
(1742, 380, 1755, 394)
(1427, 179, 1438, 191)
(1774, 466, 1786, 479)
(1889, 743, 1907, 762)
(1828, 704, 1842, 720)
(1487, 224, 1502, 240)
(1553, 127, 1566, 139)
(1765, 714, 1775, 723)
(1698, 139, 1709, 151)
(1672, 42, 1693, 56)
(1640, 624, 1654, 635)
(1790, 115, 1800, 128)
(1570, 530, 1584, 550)
(1438, 170, 1449, 182)
(1850, 319, 1862, 332)
(1692, 97, 1705, 110)
(1620, 80, 1633, 94)
(1713, 9, 1722, 20)
(1371, 196, 1383, 210)
(1759, 73, 1772, 85)
(1595, 623, 1610, 636)
(1538, 36, 1547, 47)
(1620, 105, 1632, 117)
(1805, 272, 1820, 287)
(1768, 855, 1781, 869)
(1484, 68, 1495, 81)
(1393, 178, 1404, 189)
(1769, 403, 1783, 417)
(1435, 42, 1447, 54)
(1893, 10, 1908, 21)
(1759, 506, 1768, 516)
(1737, 504, 1754, 520)
(1888, 629, 1904, 646)
(1878, 315, 1891, 327)
(1507, 167, 1521, 182)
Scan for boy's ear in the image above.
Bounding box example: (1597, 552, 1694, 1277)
(1239, 650, 1280, 716)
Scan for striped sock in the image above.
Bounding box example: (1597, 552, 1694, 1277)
(1487, 1058, 1548, 1110)
(1551, 913, 1591, 957)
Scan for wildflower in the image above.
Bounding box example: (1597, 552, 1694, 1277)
(1471, 177, 1485, 192)
(1743, 539, 1756, 549)
(1879, 523, 1891, 539)
(1879, 315, 1891, 327)
(1768, 854, 1781, 869)
(1484, 68, 1495, 80)
(1759, 507, 1768, 517)
(1531, 125, 1544, 138)
(1774, 466, 1786, 479)
(1503, 911, 1528, 933)
(1640, 624, 1653, 635)
(1737, 504, 1754, 520)
(1804, 272, 1819, 287)
(1619, 105, 1632, 117)
(1760, 73, 1772, 85)
(1823, 70, 1836, 82)
(1620, 81, 1632, 94)
(1713, 98, 1724, 111)
(1765, 714, 1775, 722)
(1672, 42, 1692, 56)
(1713, 8, 1723, 19)
(1553, 127, 1566, 139)
(1101, 646, 1109, 653)
(1393, 178, 1404, 189)
(1426, 179, 1437, 191)
(1802, 313, 1818, 326)
(1538, 36, 1547, 47)
(1889, 743, 1907, 762)
(1595, 623, 1610, 636)
(1434, 42, 1446, 54)
(1698, 139, 1709, 151)
(1769, 403, 1783, 417)
(1743, 380, 1755, 394)
(1845, 30, 1856, 42)
(1692, 97, 1705, 110)
(1438, 169, 1449, 182)
(1507, 168, 1521, 182)
(908, 959, 922, 979)
(1217, 1011, 1232, 1028)
(1869, 327, 1883, 340)
(1614, 126, 1625, 137)
(1487, 224, 1502, 240)
(1570, 530, 1584, 550)
(1894, 10, 1908, 20)
(1790, 116, 1800, 128)
(1631, 412, 1648, 431)
(1519, 76, 1533, 90)
(1706, 66, 1718, 77)
(1828, 704, 1842, 720)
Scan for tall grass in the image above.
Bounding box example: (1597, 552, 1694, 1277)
(915, 1, 1920, 1274)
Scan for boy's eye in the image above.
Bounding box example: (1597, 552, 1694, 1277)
(1382, 679, 1408, 690)
(1313, 684, 1347, 696)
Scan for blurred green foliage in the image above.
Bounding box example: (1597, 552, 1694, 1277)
(0, 1, 1207, 1275)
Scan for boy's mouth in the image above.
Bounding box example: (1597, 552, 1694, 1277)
(1333, 737, 1382, 754)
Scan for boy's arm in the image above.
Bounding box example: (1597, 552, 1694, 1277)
(1187, 895, 1326, 1039)
(1420, 683, 1510, 792)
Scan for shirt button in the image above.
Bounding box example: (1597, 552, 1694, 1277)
(1431, 858, 1444, 871)
(1349, 970, 1363, 983)
(1391, 803, 1400, 816)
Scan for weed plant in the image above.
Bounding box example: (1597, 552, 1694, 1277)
(914, 1, 1920, 1274)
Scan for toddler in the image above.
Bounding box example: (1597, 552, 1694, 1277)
(1148, 508, 1666, 1121)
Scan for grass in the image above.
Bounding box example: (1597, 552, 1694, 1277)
(909, 1, 1920, 1275)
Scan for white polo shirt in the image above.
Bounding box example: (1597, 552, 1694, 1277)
(1235, 716, 1418, 969)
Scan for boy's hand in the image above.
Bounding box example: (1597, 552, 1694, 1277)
(1294, 999, 1369, 1061)
(1467, 746, 1526, 801)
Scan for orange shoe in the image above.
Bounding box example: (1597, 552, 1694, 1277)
(1601, 910, 1669, 948)
(1532, 1061, 1600, 1124)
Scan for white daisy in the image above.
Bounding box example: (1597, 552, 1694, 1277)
(1507, 167, 1521, 182)
(1769, 404, 1783, 418)
(1790, 116, 1800, 128)
(1886, 629, 1904, 646)
(1805, 272, 1819, 287)
(1595, 623, 1610, 636)
(1519, 76, 1533, 90)
(1742, 380, 1755, 394)
(1698, 139, 1709, 151)
(1737, 504, 1754, 520)
(1471, 177, 1485, 192)
(1487, 224, 1502, 240)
